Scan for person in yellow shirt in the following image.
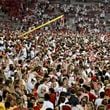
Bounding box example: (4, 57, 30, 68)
(0, 96, 5, 110)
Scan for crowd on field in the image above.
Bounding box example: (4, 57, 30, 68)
(0, 0, 110, 110)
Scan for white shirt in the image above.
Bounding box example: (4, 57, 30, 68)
(105, 72, 110, 79)
(98, 87, 105, 95)
(37, 84, 49, 97)
(68, 76, 75, 86)
(56, 72, 61, 77)
(41, 101, 54, 110)
(26, 73, 37, 93)
(21, 47, 27, 60)
(56, 87, 67, 95)
(30, 50, 35, 59)
(95, 98, 103, 107)
(72, 106, 80, 110)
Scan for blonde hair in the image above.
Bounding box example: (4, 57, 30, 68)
(87, 102, 94, 110)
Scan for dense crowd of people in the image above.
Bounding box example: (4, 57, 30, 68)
(0, 0, 110, 110)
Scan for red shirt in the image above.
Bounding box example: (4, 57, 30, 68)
(49, 93, 56, 105)
(33, 89, 38, 98)
(88, 92, 96, 102)
(106, 104, 110, 110)
(105, 89, 110, 97)
(34, 105, 42, 110)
